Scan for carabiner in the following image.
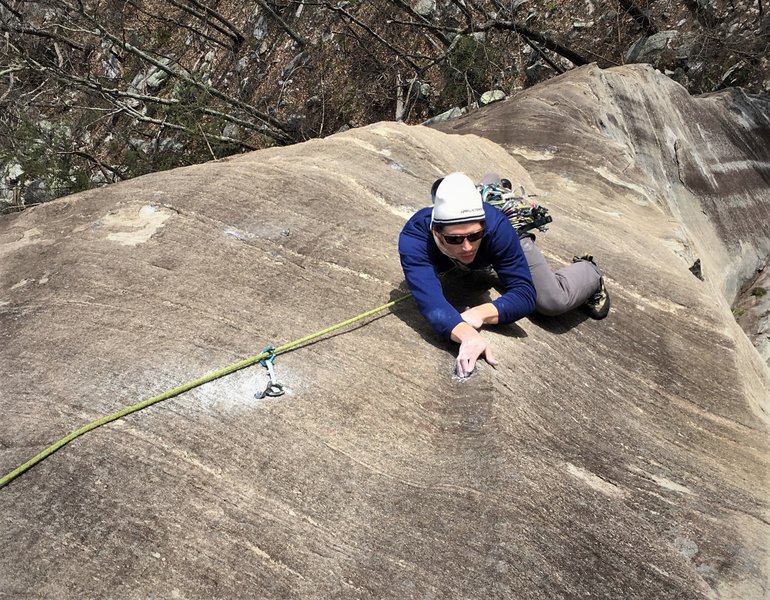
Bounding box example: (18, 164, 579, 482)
(256, 381, 285, 399)
(255, 345, 285, 399)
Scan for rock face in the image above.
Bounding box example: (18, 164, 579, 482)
(437, 64, 770, 304)
(1, 65, 769, 599)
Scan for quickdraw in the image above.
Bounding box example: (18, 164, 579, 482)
(255, 345, 285, 399)
(480, 181, 553, 236)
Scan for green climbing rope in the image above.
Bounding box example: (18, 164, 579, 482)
(0, 292, 413, 490)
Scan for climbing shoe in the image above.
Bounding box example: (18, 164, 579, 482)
(572, 253, 595, 264)
(584, 277, 610, 320)
(572, 254, 610, 319)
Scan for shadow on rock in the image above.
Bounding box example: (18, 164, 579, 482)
(526, 308, 590, 333)
(457, 263, 593, 333)
(388, 286, 452, 357)
(391, 266, 590, 340)
(388, 270, 531, 352)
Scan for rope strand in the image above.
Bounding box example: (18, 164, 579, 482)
(0, 293, 412, 490)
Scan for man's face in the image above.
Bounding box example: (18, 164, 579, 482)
(434, 221, 485, 264)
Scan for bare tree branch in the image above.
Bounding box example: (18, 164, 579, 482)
(465, 0, 491, 19)
(521, 35, 565, 74)
(385, 0, 450, 46)
(196, 121, 218, 160)
(0, 65, 23, 77)
(19, 55, 281, 141)
(163, 0, 243, 50)
(116, 99, 259, 149)
(54, 149, 122, 182)
(254, 0, 306, 49)
(66, 5, 295, 141)
(322, 1, 420, 71)
(0, 0, 23, 21)
(149, 0, 237, 51)
(0, 67, 17, 103)
(448, 0, 474, 27)
(476, 18, 590, 66)
(682, 0, 720, 27)
(181, 0, 245, 46)
(0, 24, 86, 51)
(616, 0, 657, 35)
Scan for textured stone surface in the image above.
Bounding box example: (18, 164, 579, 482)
(437, 64, 770, 303)
(437, 63, 770, 366)
(1, 65, 769, 599)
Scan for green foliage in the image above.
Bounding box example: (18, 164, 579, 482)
(109, 80, 243, 179)
(0, 115, 95, 205)
(439, 35, 494, 109)
(170, 81, 210, 127)
(751, 287, 767, 297)
(116, 129, 240, 180)
(120, 144, 178, 178)
(155, 27, 173, 46)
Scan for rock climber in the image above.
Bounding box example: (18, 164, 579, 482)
(398, 171, 610, 378)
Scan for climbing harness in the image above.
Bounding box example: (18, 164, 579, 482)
(255, 346, 285, 399)
(0, 292, 413, 490)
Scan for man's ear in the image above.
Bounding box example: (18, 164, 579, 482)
(430, 177, 444, 203)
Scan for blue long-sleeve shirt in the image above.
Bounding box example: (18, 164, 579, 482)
(398, 203, 536, 339)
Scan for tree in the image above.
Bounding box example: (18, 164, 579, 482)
(1, 0, 766, 210)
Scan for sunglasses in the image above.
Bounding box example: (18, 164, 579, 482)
(439, 228, 485, 245)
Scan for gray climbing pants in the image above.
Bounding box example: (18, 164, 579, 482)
(520, 236, 602, 316)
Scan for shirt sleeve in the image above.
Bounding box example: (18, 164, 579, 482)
(398, 223, 464, 339)
(487, 217, 536, 323)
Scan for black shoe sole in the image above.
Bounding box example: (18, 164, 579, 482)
(584, 292, 610, 320)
